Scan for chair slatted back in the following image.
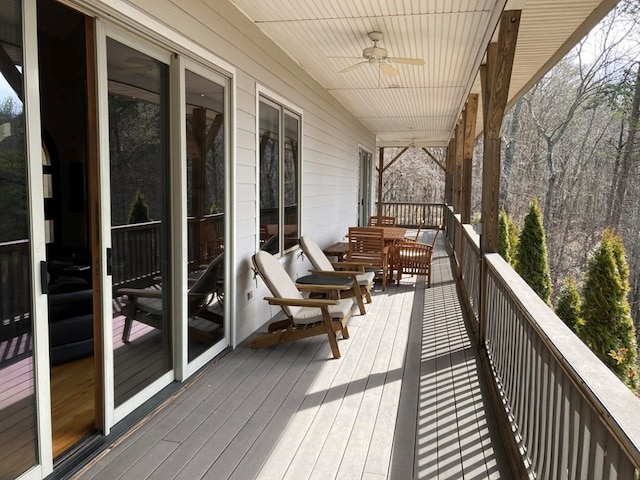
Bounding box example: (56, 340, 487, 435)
(189, 252, 224, 311)
(300, 236, 335, 272)
(397, 242, 433, 276)
(347, 227, 387, 270)
(369, 215, 395, 226)
(252, 250, 303, 318)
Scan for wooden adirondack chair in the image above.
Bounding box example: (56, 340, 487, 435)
(251, 250, 353, 359)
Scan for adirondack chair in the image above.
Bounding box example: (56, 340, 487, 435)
(119, 253, 224, 344)
(347, 227, 390, 291)
(299, 236, 375, 315)
(251, 250, 352, 359)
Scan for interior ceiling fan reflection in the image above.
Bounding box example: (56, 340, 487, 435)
(337, 31, 425, 77)
(118, 56, 159, 75)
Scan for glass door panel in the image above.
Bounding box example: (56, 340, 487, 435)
(106, 38, 172, 406)
(259, 100, 280, 254)
(283, 113, 299, 252)
(184, 69, 226, 361)
(0, 0, 38, 476)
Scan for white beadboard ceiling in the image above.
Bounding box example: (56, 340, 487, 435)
(228, 0, 619, 147)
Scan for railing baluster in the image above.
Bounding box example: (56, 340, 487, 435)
(477, 252, 640, 478)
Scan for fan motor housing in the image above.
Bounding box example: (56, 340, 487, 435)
(363, 46, 388, 59)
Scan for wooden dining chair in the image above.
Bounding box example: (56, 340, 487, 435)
(347, 227, 390, 290)
(396, 229, 440, 287)
(368, 215, 396, 227)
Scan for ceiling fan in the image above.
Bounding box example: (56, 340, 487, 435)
(339, 31, 425, 77)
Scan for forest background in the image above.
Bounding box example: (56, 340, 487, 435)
(380, 0, 640, 349)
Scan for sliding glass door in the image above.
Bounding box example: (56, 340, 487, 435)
(184, 67, 228, 364)
(0, 0, 43, 477)
(105, 37, 172, 407)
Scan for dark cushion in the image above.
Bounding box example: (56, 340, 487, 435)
(50, 338, 93, 365)
(49, 313, 93, 346)
(48, 289, 93, 322)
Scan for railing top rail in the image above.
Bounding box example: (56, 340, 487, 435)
(461, 224, 480, 253)
(112, 220, 162, 232)
(485, 252, 640, 467)
(0, 239, 30, 249)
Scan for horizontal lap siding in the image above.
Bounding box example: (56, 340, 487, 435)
(103, 0, 375, 344)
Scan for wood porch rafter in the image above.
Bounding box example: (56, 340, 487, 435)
(422, 147, 446, 172)
(376, 146, 408, 216)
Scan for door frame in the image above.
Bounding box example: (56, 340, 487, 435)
(358, 146, 373, 227)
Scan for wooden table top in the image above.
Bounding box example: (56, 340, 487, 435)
(353, 226, 407, 241)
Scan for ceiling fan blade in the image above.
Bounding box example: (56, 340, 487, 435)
(388, 57, 425, 66)
(340, 62, 366, 73)
(380, 62, 400, 77)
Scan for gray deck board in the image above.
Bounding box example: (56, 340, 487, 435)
(74, 232, 511, 480)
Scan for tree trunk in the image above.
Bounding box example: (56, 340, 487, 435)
(543, 137, 556, 230)
(501, 99, 522, 208)
(610, 63, 640, 228)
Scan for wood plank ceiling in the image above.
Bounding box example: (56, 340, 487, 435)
(227, 0, 619, 147)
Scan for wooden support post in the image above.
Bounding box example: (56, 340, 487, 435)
(479, 11, 520, 343)
(481, 11, 520, 254)
(453, 119, 464, 214)
(461, 94, 478, 224)
(445, 139, 454, 206)
(478, 14, 526, 480)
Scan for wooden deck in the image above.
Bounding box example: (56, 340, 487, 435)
(73, 232, 510, 479)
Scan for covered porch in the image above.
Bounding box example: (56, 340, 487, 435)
(73, 229, 511, 479)
(72, 211, 640, 479)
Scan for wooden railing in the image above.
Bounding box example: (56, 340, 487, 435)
(111, 221, 162, 289)
(0, 240, 30, 342)
(378, 202, 445, 228)
(446, 210, 640, 479)
(459, 224, 481, 325)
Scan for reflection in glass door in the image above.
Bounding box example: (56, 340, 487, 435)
(0, 0, 38, 477)
(106, 38, 172, 406)
(184, 69, 226, 362)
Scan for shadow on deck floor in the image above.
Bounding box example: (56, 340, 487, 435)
(73, 233, 510, 480)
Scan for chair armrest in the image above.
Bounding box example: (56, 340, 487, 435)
(118, 287, 163, 298)
(332, 261, 368, 271)
(264, 296, 339, 308)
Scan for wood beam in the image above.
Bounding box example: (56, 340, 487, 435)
(422, 147, 446, 172)
(453, 119, 464, 213)
(374, 147, 409, 216)
(445, 139, 454, 206)
(481, 10, 521, 254)
(461, 94, 479, 223)
(380, 146, 409, 172)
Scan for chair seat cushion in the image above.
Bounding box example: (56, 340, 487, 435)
(292, 298, 353, 325)
(356, 271, 375, 286)
(137, 296, 163, 316)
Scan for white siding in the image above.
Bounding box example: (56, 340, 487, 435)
(96, 0, 376, 344)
